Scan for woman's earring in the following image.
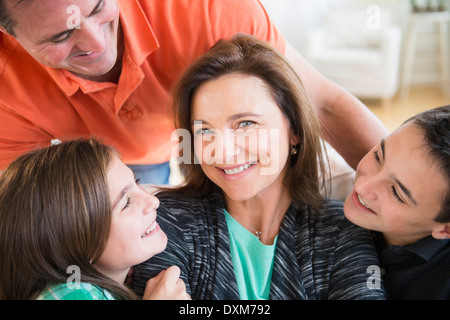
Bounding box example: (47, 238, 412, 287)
(290, 144, 298, 155)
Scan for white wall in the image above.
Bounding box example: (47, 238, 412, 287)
(261, 0, 410, 52)
(260, 0, 333, 54)
(261, 0, 450, 87)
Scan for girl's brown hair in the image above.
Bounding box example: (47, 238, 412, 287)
(170, 34, 329, 209)
(0, 138, 137, 299)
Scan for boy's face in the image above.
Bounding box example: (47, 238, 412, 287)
(343, 122, 448, 246)
(2, 0, 120, 77)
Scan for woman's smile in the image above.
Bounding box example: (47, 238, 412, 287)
(216, 162, 258, 180)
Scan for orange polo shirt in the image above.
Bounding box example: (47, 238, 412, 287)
(0, 0, 285, 170)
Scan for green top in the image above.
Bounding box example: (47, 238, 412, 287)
(224, 209, 278, 300)
(36, 282, 116, 300)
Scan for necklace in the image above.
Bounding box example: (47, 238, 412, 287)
(231, 209, 285, 241)
(242, 223, 265, 240)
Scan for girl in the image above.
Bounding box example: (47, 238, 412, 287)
(0, 138, 190, 300)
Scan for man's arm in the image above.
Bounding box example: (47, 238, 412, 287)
(284, 42, 389, 169)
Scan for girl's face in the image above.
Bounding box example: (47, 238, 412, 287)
(94, 155, 167, 280)
(190, 73, 296, 202)
(343, 122, 448, 246)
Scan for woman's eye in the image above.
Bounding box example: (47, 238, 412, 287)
(238, 121, 255, 128)
(194, 128, 214, 136)
(202, 128, 214, 134)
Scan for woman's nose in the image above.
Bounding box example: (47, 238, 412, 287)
(212, 130, 242, 165)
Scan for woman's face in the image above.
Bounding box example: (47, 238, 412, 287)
(94, 155, 167, 279)
(343, 122, 448, 246)
(190, 73, 295, 202)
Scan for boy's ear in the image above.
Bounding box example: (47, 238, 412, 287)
(431, 224, 450, 240)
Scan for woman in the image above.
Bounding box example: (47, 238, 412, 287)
(132, 34, 385, 299)
(343, 105, 450, 299)
(0, 139, 190, 300)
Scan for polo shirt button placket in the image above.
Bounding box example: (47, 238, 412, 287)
(118, 105, 143, 124)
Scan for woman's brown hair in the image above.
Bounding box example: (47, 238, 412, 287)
(170, 34, 329, 209)
(0, 138, 137, 300)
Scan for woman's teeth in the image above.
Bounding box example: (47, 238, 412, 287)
(223, 163, 254, 175)
(142, 221, 157, 238)
(79, 51, 93, 56)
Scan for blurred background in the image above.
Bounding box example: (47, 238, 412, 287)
(261, 0, 450, 131)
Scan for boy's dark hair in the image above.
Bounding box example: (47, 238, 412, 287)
(405, 105, 450, 223)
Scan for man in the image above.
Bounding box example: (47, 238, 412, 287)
(0, 0, 388, 184)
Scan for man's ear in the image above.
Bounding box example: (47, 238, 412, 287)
(0, 26, 13, 37)
(431, 224, 450, 240)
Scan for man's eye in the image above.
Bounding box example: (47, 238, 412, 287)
(52, 31, 73, 45)
(91, 0, 105, 16)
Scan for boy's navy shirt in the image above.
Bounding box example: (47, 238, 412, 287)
(374, 232, 450, 299)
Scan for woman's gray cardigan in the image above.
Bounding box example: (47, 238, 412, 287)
(132, 190, 385, 300)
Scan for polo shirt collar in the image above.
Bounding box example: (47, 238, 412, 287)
(403, 236, 450, 262)
(44, 0, 159, 96)
(376, 232, 450, 264)
(44, 67, 81, 96)
(119, 0, 159, 66)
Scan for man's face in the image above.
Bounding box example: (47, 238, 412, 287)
(3, 0, 121, 77)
